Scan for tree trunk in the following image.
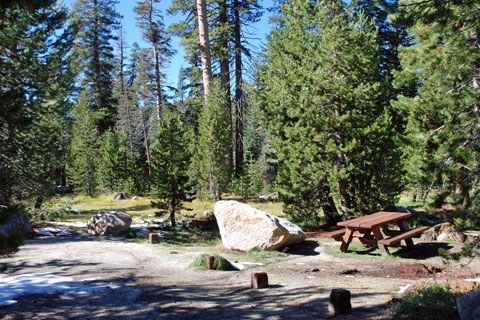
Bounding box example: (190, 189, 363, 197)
(219, 0, 233, 173)
(93, 0, 102, 112)
(141, 113, 152, 177)
(335, 94, 351, 217)
(196, 0, 212, 101)
(234, 0, 243, 176)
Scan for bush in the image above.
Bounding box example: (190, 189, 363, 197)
(190, 253, 233, 271)
(0, 228, 25, 256)
(0, 203, 23, 224)
(389, 285, 463, 320)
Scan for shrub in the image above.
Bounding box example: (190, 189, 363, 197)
(190, 253, 233, 271)
(389, 285, 463, 320)
(0, 228, 25, 256)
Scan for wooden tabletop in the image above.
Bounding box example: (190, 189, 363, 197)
(337, 211, 411, 229)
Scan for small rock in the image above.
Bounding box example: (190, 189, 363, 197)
(135, 228, 150, 239)
(57, 231, 72, 237)
(35, 230, 55, 237)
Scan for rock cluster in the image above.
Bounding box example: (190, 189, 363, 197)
(214, 200, 306, 251)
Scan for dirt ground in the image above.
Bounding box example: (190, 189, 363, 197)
(0, 230, 479, 320)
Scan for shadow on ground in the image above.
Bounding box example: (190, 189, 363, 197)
(0, 274, 391, 320)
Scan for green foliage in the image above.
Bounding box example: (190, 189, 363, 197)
(0, 204, 24, 225)
(439, 242, 480, 265)
(70, 0, 120, 132)
(67, 90, 102, 195)
(391, 0, 480, 209)
(191, 80, 232, 200)
(233, 157, 264, 200)
(27, 206, 69, 223)
(97, 129, 142, 194)
(151, 112, 193, 227)
(190, 253, 233, 271)
(0, 0, 74, 205)
(261, 0, 403, 224)
(389, 285, 463, 320)
(0, 229, 25, 256)
(190, 253, 210, 269)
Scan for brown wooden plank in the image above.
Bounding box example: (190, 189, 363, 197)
(358, 212, 411, 228)
(377, 226, 429, 246)
(322, 229, 346, 238)
(340, 228, 354, 252)
(338, 211, 411, 229)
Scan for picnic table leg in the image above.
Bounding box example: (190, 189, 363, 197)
(397, 219, 415, 249)
(372, 227, 390, 256)
(340, 228, 354, 252)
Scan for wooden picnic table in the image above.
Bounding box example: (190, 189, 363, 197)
(334, 211, 428, 256)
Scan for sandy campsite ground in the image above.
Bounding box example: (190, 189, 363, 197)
(0, 230, 478, 319)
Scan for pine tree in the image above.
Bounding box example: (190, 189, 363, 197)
(0, 0, 74, 205)
(391, 0, 480, 208)
(151, 112, 193, 227)
(70, 0, 120, 133)
(192, 80, 232, 200)
(134, 0, 174, 125)
(67, 90, 102, 195)
(97, 129, 139, 193)
(261, 0, 403, 224)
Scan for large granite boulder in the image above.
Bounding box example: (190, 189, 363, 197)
(0, 207, 32, 238)
(457, 289, 480, 320)
(214, 200, 306, 251)
(87, 211, 132, 236)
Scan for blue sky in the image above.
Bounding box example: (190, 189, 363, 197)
(62, 0, 275, 89)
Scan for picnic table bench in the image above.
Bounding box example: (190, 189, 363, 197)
(324, 211, 428, 256)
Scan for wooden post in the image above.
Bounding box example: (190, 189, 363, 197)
(251, 272, 268, 289)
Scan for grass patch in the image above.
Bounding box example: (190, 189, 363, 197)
(190, 253, 233, 271)
(326, 243, 400, 259)
(249, 249, 286, 260)
(160, 229, 221, 247)
(388, 285, 466, 320)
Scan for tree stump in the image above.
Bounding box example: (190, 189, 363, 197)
(206, 255, 216, 269)
(328, 288, 351, 315)
(149, 233, 160, 244)
(251, 272, 268, 289)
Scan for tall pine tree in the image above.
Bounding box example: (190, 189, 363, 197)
(0, 0, 74, 205)
(391, 0, 480, 208)
(262, 0, 403, 224)
(151, 112, 193, 227)
(70, 0, 120, 133)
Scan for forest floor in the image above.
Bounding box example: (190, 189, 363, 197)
(1, 226, 479, 320)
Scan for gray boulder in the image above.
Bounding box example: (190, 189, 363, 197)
(87, 211, 132, 236)
(457, 289, 480, 320)
(214, 200, 306, 251)
(0, 208, 32, 238)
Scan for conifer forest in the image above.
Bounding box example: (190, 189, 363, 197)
(1, 0, 479, 226)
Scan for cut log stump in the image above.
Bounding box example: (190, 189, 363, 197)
(251, 272, 268, 289)
(149, 233, 160, 244)
(328, 288, 352, 315)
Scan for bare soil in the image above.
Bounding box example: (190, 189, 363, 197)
(0, 231, 479, 320)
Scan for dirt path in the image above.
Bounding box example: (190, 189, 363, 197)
(0, 235, 477, 319)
